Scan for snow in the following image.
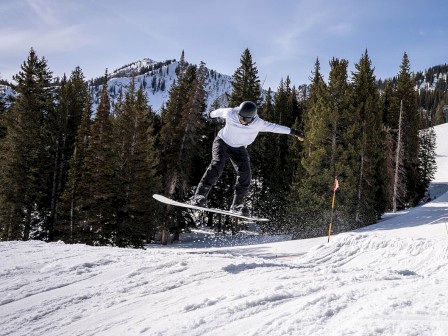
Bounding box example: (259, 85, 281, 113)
(92, 60, 232, 114)
(433, 121, 448, 184)
(1, 123, 448, 336)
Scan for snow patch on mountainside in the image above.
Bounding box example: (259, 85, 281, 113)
(90, 59, 232, 114)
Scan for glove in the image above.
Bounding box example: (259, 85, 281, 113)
(290, 128, 305, 141)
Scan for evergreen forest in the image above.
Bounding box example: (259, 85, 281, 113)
(0, 47, 442, 247)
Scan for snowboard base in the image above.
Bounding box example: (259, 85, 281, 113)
(152, 194, 269, 222)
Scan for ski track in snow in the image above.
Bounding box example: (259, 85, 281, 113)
(1, 123, 448, 336)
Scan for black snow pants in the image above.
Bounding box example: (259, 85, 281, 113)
(196, 136, 251, 198)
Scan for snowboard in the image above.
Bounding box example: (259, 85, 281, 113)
(152, 194, 269, 222)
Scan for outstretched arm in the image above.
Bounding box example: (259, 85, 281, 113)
(259, 120, 305, 141)
(208, 108, 231, 119)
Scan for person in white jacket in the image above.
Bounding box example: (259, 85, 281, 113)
(190, 101, 304, 215)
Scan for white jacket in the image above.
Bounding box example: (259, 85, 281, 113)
(210, 108, 291, 148)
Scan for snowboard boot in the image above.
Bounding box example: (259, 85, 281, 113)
(230, 194, 250, 216)
(188, 184, 210, 208)
(188, 194, 207, 207)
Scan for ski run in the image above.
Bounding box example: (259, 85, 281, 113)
(1, 123, 448, 335)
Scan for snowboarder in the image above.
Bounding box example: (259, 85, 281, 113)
(189, 101, 305, 215)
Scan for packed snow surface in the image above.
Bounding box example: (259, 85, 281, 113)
(1, 123, 448, 336)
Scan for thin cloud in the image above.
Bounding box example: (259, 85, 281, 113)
(25, 0, 61, 26)
(0, 25, 96, 56)
(260, 9, 326, 67)
(327, 22, 354, 36)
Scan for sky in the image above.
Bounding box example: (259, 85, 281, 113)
(1, 0, 448, 89)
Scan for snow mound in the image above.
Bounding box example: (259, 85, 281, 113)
(1, 232, 448, 335)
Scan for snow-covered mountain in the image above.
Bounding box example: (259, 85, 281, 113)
(90, 58, 232, 113)
(0, 84, 14, 101)
(1, 122, 448, 335)
(415, 64, 448, 91)
(417, 72, 448, 91)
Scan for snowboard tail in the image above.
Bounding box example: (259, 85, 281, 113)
(152, 194, 269, 222)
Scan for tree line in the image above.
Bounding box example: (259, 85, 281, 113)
(0, 47, 438, 246)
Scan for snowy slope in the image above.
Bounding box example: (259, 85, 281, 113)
(91, 59, 232, 114)
(433, 121, 448, 184)
(1, 124, 448, 336)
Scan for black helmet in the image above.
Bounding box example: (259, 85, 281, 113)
(238, 101, 257, 123)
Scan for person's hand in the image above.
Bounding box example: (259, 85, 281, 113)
(290, 128, 305, 141)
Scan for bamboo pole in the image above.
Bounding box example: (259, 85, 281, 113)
(328, 178, 339, 243)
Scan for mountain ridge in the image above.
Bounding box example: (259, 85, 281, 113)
(89, 58, 232, 113)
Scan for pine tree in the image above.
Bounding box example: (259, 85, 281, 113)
(288, 59, 332, 237)
(288, 58, 358, 236)
(134, 86, 163, 237)
(181, 61, 208, 184)
(255, 77, 300, 224)
(79, 71, 119, 245)
(48, 67, 89, 241)
(61, 94, 93, 243)
(158, 55, 207, 243)
(45, 74, 68, 241)
(380, 80, 399, 210)
(0, 48, 55, 240)
(114, 78, 162, 247)
(228, 48, 261, 106)
(175, 50, 187, 77)
(325, 58, 357, 231)
(351, 50, 386, 226)
(250, 88, 274, 220)
(64, 67, 90, 158)
(160, 63, 206, 199)
(394, 53, 422, 207)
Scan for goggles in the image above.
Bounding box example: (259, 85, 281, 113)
(238, 114, 256, 124)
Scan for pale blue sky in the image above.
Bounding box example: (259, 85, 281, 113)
(1, 0, 447, 89)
